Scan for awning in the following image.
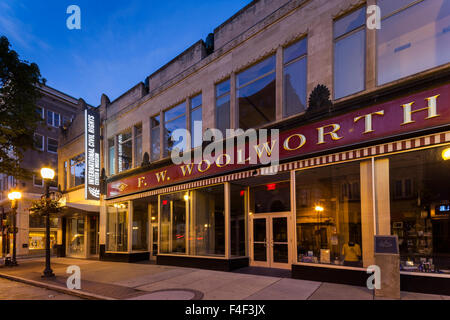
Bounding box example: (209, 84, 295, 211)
(63, 202, 100, 213)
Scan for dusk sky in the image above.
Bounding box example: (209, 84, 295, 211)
(0, 0, 249, 106)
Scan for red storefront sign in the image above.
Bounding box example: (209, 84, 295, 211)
(108, 84, 450, 198)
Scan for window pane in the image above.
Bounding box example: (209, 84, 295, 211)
(160, 192, 187, 254)
(70, 153, 85, 188)
(250, 181, 291, 214)
(151, 127, 160, 161)
(151, 116, 160, 127)
(189, 185, 225, 257)
(296, 162, 362, 267)
(334, 29, 365, 99)
(378, 0, 417, 18)
(216, 80, 230, 97)
(216, 95, 230, 135)
(47, 110, 53, 126)
(231, 184, 247, 257)
(34, 134, 43, 150)
(334, 7, 366, 39)
(284, 57, 307, 116)
(284, 38, 307, 64)
(165, 115, 186, 155)
(134, 134, 142, 167)
(118, 131, 132, 172)
(47, 138, 58, 153)
(377, 0, 450, 85)
(191, 94, 202, 109)
(237, 55, 276, 88)
(389, 146, 450, 273)
(106, 203, 128, 252)
(191, 107, 202, 149)
(165, 102, 186, 122)
(108, 138, 115, 175)
(132, 201, 148, 251)
(238, 72, 276, 129)
(54, 113, 60, 127)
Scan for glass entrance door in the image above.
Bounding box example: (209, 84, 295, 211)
(68, 217, 85, 258)
(250, 214, 291, 269)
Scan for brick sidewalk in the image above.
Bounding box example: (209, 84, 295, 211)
(0, 257, 449, 300)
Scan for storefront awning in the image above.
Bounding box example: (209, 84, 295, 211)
(63, 202, 100, 213)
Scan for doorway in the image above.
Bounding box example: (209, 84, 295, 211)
(250, 213, 292, 269)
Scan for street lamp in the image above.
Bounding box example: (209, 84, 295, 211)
(7, 191, 22, 267)
(41, 167, 55, 278)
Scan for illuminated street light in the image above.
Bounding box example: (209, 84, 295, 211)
(7, 191, 22, 267)
(40, 167, 56, 278)
(315, 205, 324, 213)
(442, 148, 450, 161)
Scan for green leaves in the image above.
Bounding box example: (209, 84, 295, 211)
(0, 35, 45, 179)
(29, 198, 62, 216)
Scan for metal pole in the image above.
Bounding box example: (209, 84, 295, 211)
(42, 180, 55, 278)
(11, 200, 18, 266)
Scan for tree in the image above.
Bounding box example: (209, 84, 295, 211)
(0, 35, 46, 179)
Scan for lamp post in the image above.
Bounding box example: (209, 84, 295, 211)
(41, 167, 55, 278)
(7, 191, 21, 267)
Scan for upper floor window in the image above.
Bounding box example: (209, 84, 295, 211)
(334, 6, 366, 99)
(284, 38, 308, 117)
(33, 174, 44, 188)
(108, 138, 115, 176)
(34, 133, 44, 151)
(36, 107, 44, 120)
(164, 102, 186, 156)
(190, 94, 202, 149)
(134, 124, 143, 167)
(70, 153, 85, 188)
(118, 129, 132, 173)
(47, 110, 60, 128)
(47, 137, 58, 153)
(377, 0, 450, 85)
(151, 115, 161, 162)
(216, 80, 231, 136)
(237, 55, 276, 129)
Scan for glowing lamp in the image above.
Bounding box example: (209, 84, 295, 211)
(8, 191, 22, 201)
(315, 205, 324, 213)
(266, 183, 277, 191)
(184, 194, 190, 201)
(40, 167, 55, 180)
(442, 148, 450, 161)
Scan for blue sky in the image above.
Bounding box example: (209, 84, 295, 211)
(0, 0, 249, 105)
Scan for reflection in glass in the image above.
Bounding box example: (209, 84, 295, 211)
(118, 130, 132, 172)
(70, 153, 85, 188)
(216, 80, 231, 136)
(151, 116, 160, 161)
(237, 56, 276, 129)
(106, 203, 128, 252)
(389, 146, 450, 273)
(189, 185, 225, 257)
(231, 184, 247, 257)
(377, 0, 450, 85)
(296, 162, 362, 267)
(190, 94, 202, 149)
(132, 201, 148, 251)
(165, 103, 186, 156)
(160, 192, 187, 254)
(250, 181, 291, 214)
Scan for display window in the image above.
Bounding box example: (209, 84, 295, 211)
(295, 161, 363, 267)
(28, 231, 57, 250)
(387, 145, 450, 274)
(106, 202, 129, 252)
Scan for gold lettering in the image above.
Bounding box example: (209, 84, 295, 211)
(283, 134, 306, 151)
(138, 177, 147, 188)
(180, 164, 195, 177)
(198, 160, 211, 173)
(216, 154, 232, 168)
(254, 140, 277, 159)
(354, 110, 385, 134)
(155, 171, 168, 183)
(401, 94, 440, 125)
(317, 124, 343, 145)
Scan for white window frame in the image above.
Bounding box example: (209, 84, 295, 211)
(33, 175, 44, 188)
(47, 137, 58, 154)
(47, 110, 61, 128)
(34, 133, 44, 151)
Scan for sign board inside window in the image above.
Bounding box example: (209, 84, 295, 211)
(85, 108, 101, 200)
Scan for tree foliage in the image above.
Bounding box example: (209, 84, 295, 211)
(29, 197, 62, 217)
(0, 35, 46, 179)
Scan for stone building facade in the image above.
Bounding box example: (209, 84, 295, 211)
(58, 0, 450, 294)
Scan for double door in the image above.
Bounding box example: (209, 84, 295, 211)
(250, 214, 292, 269)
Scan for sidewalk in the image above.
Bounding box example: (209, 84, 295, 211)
(0, 257, 449, 300)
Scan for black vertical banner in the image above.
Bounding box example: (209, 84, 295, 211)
(85, 108, 101, 200)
